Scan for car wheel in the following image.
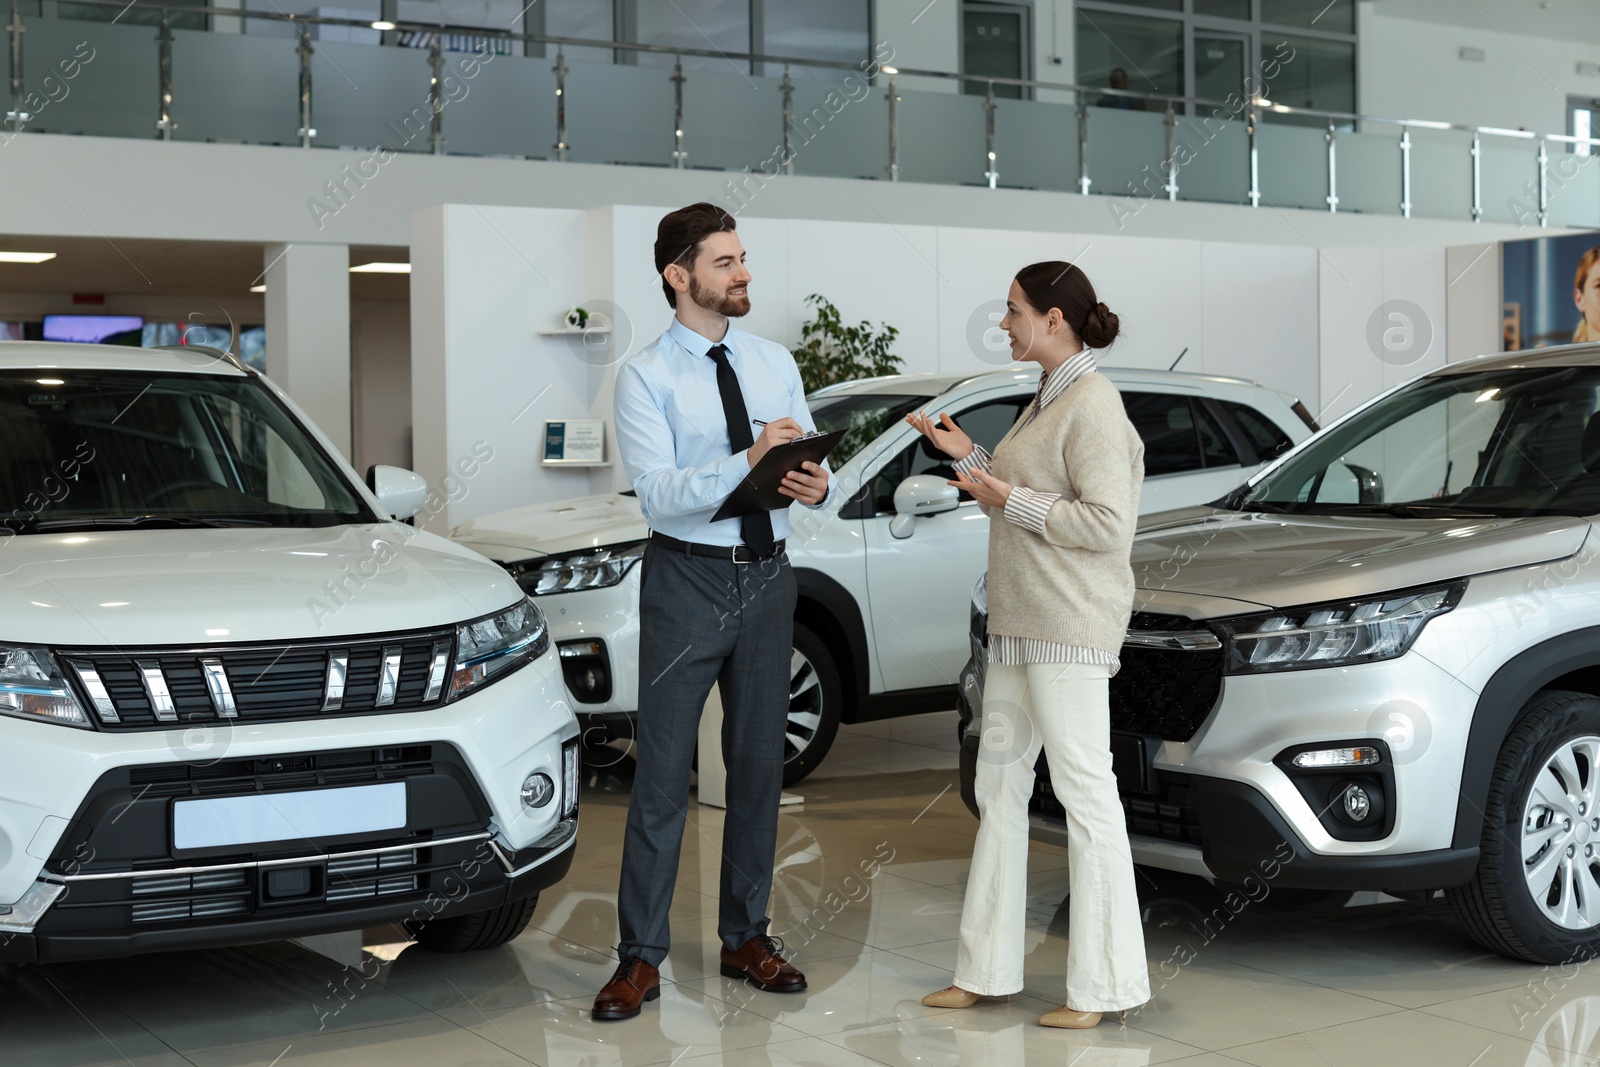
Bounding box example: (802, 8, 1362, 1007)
(1450, 690, 1600, 963)
(783, 624, 842, 787)
(408, 893, 540, 952)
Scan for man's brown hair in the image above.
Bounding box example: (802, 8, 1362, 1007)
(654, 202, 737, 308)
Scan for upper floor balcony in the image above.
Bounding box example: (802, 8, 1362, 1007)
(5, 0, 1599, 228)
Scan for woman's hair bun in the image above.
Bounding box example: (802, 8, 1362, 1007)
(1080, 301, 1120, 349)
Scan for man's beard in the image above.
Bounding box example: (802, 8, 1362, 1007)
(689, 274, 750, 317)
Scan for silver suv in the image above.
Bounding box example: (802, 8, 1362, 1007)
(958, 343, 1600, 963)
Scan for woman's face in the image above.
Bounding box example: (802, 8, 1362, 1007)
(999, 279, 1050, 364)
(1576, 259, 1600, 333)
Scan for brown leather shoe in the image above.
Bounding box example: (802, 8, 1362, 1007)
(592, 957, 660, 1021)
(720, 935, 807, 992)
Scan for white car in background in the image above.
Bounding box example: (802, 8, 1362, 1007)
(451, 366, 1316, 785)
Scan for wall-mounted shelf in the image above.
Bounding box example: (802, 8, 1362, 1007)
(540, 459, 611, 468)
(538, 327, 611, 336)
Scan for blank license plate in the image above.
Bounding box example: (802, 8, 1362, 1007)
(172, 782, 407, 851)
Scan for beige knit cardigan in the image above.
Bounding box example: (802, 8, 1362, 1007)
(982, 371, 1145, 657)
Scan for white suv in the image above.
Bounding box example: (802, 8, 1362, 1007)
(959, 343, 1600, 963)
(451, 366, 1312, 785)
(0, 342, 577, 962)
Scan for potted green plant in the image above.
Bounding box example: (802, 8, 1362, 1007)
(792, 294, 902, 393)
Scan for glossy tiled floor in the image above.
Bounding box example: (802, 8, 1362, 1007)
(10, 713, 1599, 1066)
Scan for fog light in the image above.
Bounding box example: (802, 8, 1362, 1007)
(1340, 782, 1372, 822)
(520, 772, 555, 809)
(1292, 746, 1380, 769)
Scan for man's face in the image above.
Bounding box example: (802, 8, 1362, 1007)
(687, 230, 752, 317)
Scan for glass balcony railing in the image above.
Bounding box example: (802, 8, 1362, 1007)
(8, 0, 1599, 228)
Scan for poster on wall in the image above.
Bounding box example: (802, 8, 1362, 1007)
(1502, 231, 1600, 350)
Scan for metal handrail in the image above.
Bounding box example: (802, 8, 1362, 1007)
(40, 0, 1598, 142)
(9, 0, 1600, 224)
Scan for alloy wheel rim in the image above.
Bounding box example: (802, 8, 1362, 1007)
(1522, 735, 1600, 930)
(785, 648, 824, 765)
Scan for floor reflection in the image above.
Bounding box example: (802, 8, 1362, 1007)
(1, 712, 1591, 1066)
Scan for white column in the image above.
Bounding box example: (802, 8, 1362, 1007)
(263, 243, 352, 460)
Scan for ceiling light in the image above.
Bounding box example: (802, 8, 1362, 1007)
(250, 284, 266, 293)
(349, 262, 411, 274)
(370, 19, 395, 29)
(0, 251, 56, 263)
(36, 378, 63, 385)
(880, 66, 898, 75)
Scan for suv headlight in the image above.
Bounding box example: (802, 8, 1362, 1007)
(1216, 581, 1465, 674)
(510, 542, 645, 596)
(450, 598, 550, 700)
(0, 647, 91, 728)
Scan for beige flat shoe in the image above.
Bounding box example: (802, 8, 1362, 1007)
(1039, 1006, 1127, 1028)
(921, 986, 1008, 1009)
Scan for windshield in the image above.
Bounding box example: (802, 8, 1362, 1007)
(0, 370, 376, 534)
(807, 392, 928, 468)
(1235, 366, 1600, 518)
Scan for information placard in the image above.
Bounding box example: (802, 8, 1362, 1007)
(543, 420, 606, 464)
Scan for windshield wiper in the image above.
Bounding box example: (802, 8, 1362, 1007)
(1293, 503, 1504, 519)
(29, 515, 275, 533)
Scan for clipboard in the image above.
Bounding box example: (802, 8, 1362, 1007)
(711, 429, 845, 522)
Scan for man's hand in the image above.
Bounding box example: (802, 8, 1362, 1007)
(780, 460, 830, 506)
(948, 467, 1012, 509)
(749, 417, 802, 468)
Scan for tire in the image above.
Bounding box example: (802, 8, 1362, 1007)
(1449, 690, 1600, 964)
(409, 893, 539, 952)
(783, 624, 843, 786)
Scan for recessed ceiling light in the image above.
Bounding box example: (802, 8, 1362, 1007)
(0, 251, 56, 263)
(370, 19, 395, 29)
(250, 284, 266, 293)
(36, 378, 63, 385)
(350, 262, 411, 274)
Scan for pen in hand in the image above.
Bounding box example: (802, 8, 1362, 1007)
(752, 419, 768, 426)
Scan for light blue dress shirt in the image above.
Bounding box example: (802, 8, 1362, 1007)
(614, 319, 835, 547)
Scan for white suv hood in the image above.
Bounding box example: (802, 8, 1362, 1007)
(1132, 509, 1592, 613)
(451, 494, 649, 562)
(0, 525, 521, 647)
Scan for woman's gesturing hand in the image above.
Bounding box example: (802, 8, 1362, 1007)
(905, 410, 974, 460)
(948, 467, 1013, 509)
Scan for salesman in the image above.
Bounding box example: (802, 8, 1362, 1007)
(593, 202, 834, 1021)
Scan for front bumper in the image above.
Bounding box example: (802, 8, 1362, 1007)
(0, 651, 580, 959)
(538, 576, 641, 719)
(955, 622, 1485, 894)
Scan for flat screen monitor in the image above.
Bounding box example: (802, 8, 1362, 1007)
(43, 315, 144, 344)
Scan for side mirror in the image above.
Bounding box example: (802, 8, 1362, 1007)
(1346, 463, 1384, 504)
(889, 474, 959, 539)
(367, 464, 429, 520)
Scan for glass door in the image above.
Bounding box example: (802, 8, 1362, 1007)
(1194, 30, 1250, 110)
(961, 1, 1031, 99)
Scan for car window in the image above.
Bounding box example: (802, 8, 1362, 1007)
(806, 392, 927, 469)
(1124, 392, 1239, 475)
(870, 397, 1029, 514)
(1221, 400, 1296, 461)
(1239, 367, 1600, 517)
(0, 371, 374, 533)
(1195, 401, 1238, 467)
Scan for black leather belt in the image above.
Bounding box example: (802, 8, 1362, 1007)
(649, 531, 785, 564)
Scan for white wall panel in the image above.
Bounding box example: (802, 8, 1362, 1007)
(1200, 242, 1321, 412)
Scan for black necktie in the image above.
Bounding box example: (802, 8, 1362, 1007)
(707, 343, 775, 555)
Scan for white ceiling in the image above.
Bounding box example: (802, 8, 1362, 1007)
(1369, 0, 1600, 46)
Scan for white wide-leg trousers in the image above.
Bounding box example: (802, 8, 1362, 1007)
(953, 661, 1151, 1011)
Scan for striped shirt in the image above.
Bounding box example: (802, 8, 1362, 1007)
(954, 349, 1121, 673)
